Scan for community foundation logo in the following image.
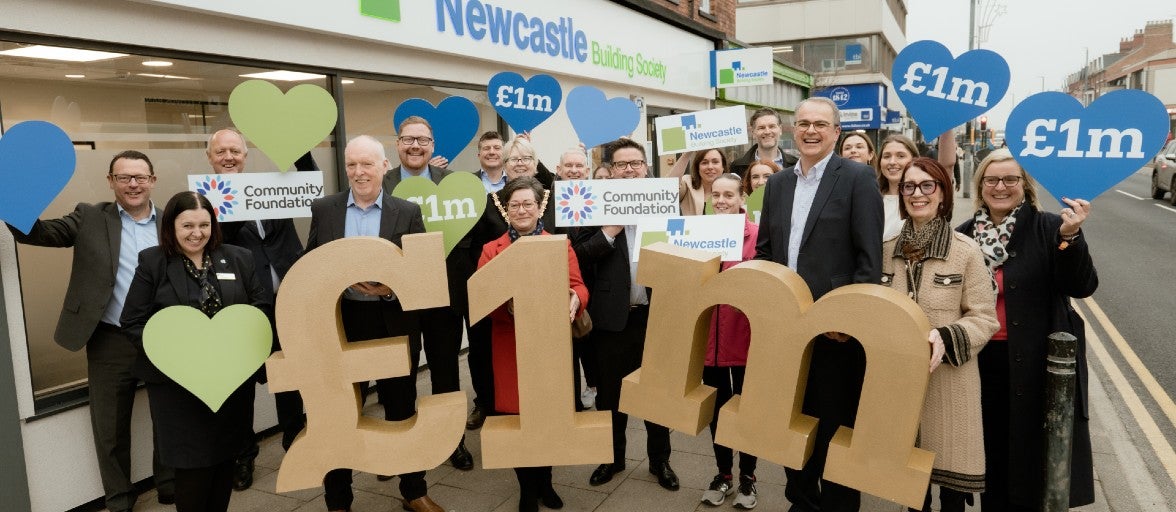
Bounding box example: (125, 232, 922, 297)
(359, 0, 400, 22)
(195, 177, 240, 221)
(556, 182, 597, 225)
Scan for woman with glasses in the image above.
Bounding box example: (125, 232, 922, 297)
(478, 176, 588, 512)
(120, 191, 271, 512)
(877, 135, 920, 240)
(881, 157, 998, 512)
(956, 149, 1097, 511)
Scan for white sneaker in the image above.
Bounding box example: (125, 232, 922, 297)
(700, 474, 734, 506)
(733, 474, 757, 509)
(581, 387, 597, 409)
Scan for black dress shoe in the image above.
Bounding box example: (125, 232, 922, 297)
(449, 439, 474, 471)
(588, 463, 624, 486)
(540, 487, 564, 509)
(376, 474, 394, 481)
(157, 491, 175, 505)
(466, 405, 486, 430)
(233, 458, 254, 491)
(649, 461, 679, 491)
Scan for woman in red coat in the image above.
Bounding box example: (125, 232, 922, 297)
(478, 176, 589, 512)
(699, 173, 761, 509)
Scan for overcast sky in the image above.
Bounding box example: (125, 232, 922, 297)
(906, 0, 1176, 130)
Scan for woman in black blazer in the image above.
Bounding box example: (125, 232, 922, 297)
(121, 191, 271, 512)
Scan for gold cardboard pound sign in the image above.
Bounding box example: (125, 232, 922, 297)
(265, 233, 467, 492)
(467, 236, 612, 469)
(621, 243, 934, 509)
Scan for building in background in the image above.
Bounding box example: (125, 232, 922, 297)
(1065, 19, 1176, 137)
(736, 0, 910, 146)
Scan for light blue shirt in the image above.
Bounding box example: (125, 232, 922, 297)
(399, 166, 431, 183)
(478, 168, 506, 193)
(343, 190, 384, 301)
(787, 152, 833, 269)
(103, 204, 158, 326)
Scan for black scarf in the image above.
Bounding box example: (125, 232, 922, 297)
(182, 252, 223, 317)
(508, 221, 544, 242)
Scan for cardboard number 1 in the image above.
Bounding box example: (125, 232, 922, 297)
(467, 236, 613, 469)
(621, 243, 934, 509)
(265, 233, 467, 492)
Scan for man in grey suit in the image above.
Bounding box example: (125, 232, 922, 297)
(308, 135, 444, 512)
(755, 97, 883, 512)
(7, 150, 174, 511)
(381, 116, 475, 471)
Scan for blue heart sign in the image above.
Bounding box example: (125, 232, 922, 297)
(566, 86, 641, 149)
(0, 121, 76, 234)
(488, 72, 562, 134)
(893, 40, 1009, 138)
(1005, 89, 1170, 201)
(393, 97, 480, 162)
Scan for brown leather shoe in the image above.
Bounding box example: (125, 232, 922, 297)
(401, 495, 444, 512)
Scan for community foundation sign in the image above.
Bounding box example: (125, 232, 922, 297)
(188, 171, 324, 222)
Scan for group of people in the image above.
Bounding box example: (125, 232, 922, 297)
(9, 97, 1098, 512)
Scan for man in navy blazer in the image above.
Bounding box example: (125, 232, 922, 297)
(755, 97, 883, 512)
(381, 116, 475, 471)
(307, 135, 443, 512)
(7, 150, 174, 510)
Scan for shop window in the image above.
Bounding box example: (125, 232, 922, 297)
(0, 40, 337, 410)
(340, 77, 501, 174)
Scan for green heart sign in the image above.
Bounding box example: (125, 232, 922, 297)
(143, 304, 272, 411)
(392, 173, 487, 255)
(746, 186, 765, 224)
(229, 80, 338, 172)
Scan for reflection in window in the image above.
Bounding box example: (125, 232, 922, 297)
(0, 40, 337, 406)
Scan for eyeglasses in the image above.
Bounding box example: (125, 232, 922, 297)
(397, 135, 434, 146)
(981, 175, 1023, 188)
(611, 160, 646, 170)
(507, 201, 537, 212)
(899, 180, 940, 196)
(793, 120, 836, 131)
(507, 156, 535, 164)
(110, 174, 155, 184)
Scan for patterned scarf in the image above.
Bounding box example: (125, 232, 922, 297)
(182, 252, 222, 317)
(971, 202, 1021, 272)
(508, 220, 545, 242)
(898, 216, 946, 263)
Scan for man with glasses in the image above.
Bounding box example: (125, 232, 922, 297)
(205, 128, 308, 490)
(7, 151, 174, 511)
(731, 107, 799, 177)
(755, 97, 883, 512)
(572, 138, 679, 492)
(381, 116, 475, 471)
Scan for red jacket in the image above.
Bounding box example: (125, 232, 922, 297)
(705, 219, 758, 367)
(477, 232, 589, 414)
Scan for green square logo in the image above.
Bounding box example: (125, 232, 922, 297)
(661, 127, 686, 153)
(719, 68, 735, 85)
(360, 0, 401, 22)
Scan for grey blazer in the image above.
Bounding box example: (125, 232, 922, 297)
(9, 202, 161, 351)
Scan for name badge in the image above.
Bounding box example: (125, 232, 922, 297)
(216, 272, 236, 281)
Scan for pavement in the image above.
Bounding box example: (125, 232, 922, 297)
(113, 189, 1169, 512)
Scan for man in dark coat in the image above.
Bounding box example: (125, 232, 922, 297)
(730, 107, 799, 176)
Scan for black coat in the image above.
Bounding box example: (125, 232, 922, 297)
(958, 204, 1097, 507)
(571, 226, 639, 333)
(730, 145, 798, 177)
(120, 244, 271, 468)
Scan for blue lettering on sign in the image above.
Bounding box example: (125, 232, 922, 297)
(435, 0, 588, 62)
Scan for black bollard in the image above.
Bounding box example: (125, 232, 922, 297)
(1042, 331, 1078, 512)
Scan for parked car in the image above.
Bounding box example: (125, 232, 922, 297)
(1150, 139, 1176, 205)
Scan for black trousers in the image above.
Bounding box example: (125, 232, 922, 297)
(784, 336, 866, 512)
(467, 318, 494, 410)
(173, 459, 234, 512)
(323, 299, 427, 510)
(592, 305, 671, 465)
(421, 306, 463, 395)
(90, 323, 174, 512)
(703, 365, 757, 476)
(573, 336, 600, 410)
